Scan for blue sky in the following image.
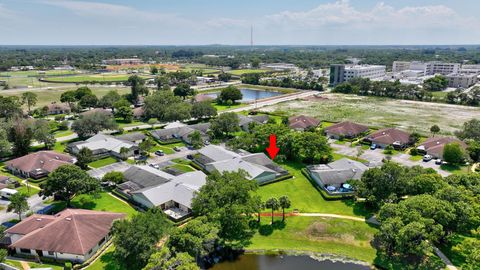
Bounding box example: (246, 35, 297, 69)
(0, 0, 479, 45)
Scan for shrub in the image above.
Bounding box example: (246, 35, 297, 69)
(64, 261, 72, 270)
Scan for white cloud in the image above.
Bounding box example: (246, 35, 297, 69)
(265, 0, 479, 31)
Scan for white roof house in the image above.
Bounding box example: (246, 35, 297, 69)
(195, 145, 288, 184)
(69, 134, 138, 158)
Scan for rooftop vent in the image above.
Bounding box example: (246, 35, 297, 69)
(65, 217, 72, 221)
(36, 218, 42, 221)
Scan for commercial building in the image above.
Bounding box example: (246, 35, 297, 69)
(392, 61, 460, 76)
(329, 64, 386, 86)
(446, 73, 478, 88)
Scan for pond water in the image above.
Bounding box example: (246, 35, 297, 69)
(210, 254, 370, 270)
(204, 88, 283, 102)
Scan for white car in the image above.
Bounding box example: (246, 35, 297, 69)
(423, 155, 433, 162)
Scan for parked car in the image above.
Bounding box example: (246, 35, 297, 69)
(155, 150, 164, 156)
(370, 144, 377, 150)
(173, 146, 181, 152)
(423, 154, 433, 162)
(435, 159, 443, 165)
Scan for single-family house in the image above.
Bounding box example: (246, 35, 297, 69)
(325, 121, 369, 139)
(364, 128, 411, 149)
(0, 175, 19, 189)
(288, 115, 320, 131)
(307, 158, 368, 194)
(150, 123, 210, 144)
(4, 209, 125, 263)
(68, 134, 139, 159)
(115, 132, 147, 144)
(5, 151, 76, 179)
(117, 165, 206, 220)
(46, 103, 71, 115)
(194, 145, 288, 184)
(80, 108, 113, 117)
(238, 114, 269, 131)
(130, 171, 207, 220)
(417, 137, 467, 159)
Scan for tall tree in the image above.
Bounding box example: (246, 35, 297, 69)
(127, 75, 146, 103)
(7, 192, 29, 220)
(191, 101, 217, 119)
(142, 247, 198, 270)
(191, 170, 259, 246)
(430, 125, 440, 136)
(76, 147, 93, 169)
(219, 86, 242, 104)
(265, 197, 279, 224)
(443, 143, 465, 165)
(154, 75, 170, 91)
(210, 112, 240, 138)
(113, 209, 171, 269)
(98, 90, 121, 112)
(79, 93, 98, 108)
(163, 102, 192, 122)
(32, 119, 56, 149)
(21, 92, 37, 115)
(40, 165, 100, 206)
(173, 83, 194, 100)
(278, 195, 291, 222)
(71, 111, 118, 139)
(60, 90, 77, 111)
(455, 119, 480, 141)
(187, 131, 203, 149)
(8, 119, 33, 156)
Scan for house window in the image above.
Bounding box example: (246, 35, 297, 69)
(48, 251, 54, 255)
(20, 248, 31, 254)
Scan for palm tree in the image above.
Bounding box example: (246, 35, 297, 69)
(279, 195, 291, 222)
(256, 199, 265, 223)
(265, 197, 279, 224)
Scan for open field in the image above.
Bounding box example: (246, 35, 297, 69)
(1, 87, 130, 107)
(261, 93, 480, 135)
(0, 70, 79, 76)
(227, 69, 270, 75)
(42, 74, 152, 83)
(248, 216, 377, 263)
(256, 161, 372, 217)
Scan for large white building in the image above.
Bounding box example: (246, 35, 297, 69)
(392, 61, 460, 76)
(329, 64, 386, 86)
(446, 73, 478, 88)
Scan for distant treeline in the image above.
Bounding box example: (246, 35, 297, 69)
(1, 45, 480, 71)
(241, 73, 324, 91)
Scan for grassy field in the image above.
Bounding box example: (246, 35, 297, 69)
(88, 157, 119, 168)
(262, 93, 480, 135)
(213, 102, 248, 111)
(227, 69, 270, 75)
(1, 87, 130, 107)
(256, 161, 372, 217)
(248, 216, 377, 263)
(87, 245, 126, 270)
(5, 259, 64, 270)
(51, 192, 137, 218)
(0, 70, 78, 76)
(43, 74, 151, 83)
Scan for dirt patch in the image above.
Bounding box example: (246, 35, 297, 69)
(306, 222, 329, 237)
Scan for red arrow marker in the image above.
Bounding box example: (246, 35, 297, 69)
(266, 134, 280, 160)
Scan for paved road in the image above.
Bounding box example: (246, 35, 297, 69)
(0, 194, 48, 223)
(331, 141, 451, 176)
(226, 90, 317, 113)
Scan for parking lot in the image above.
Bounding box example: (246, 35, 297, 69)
(331, 141, 452, 176)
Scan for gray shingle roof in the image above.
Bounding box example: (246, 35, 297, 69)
(308, 158, 368, 187)
(115, 132, 146, 143)
(119, 165, 173, 192)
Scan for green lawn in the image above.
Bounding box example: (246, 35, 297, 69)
(50, 192, 137, 218)
(167, 164, 195, 173)
(409, 155, 423, 161)
(213, 102, 248, 111)
(53, 129, 74, 138)
(331, 153, 368, 164)
(88, 157, 118, 168)
(5, 259, 64, 270)
(43, 74, 151, 83)
(116, 119, 144, 128)
(248, 216, 377, 263)
(227, 69, 269, 76)
(87, 245, 126, 270)
(256, 161, 372, 217)
(438, 234, 476, 268)
(16, 184, 40, 197)
(440, 164, 469, 174)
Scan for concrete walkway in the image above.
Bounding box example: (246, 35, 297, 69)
(294, 212, 367, 222)
(433, 246, 458, 270)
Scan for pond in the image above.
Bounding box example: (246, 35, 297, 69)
(210, 254, 370, 270)
(204, 88, 283, 102)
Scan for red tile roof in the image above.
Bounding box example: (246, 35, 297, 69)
(419, 137, 467, 157)
(47, 103, 71, 113)
(5, 151, 75, 174)
(325, 121, 369, 137)
(366, 128, 411, 145)
(288, 115, 320, 130)
(7, 209, 125, 255)
(132, 107, 144, 118)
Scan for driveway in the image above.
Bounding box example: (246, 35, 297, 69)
(0, 194, 49, 224)
(331, 141, 451, 176)
(148, 148, 197, 164)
